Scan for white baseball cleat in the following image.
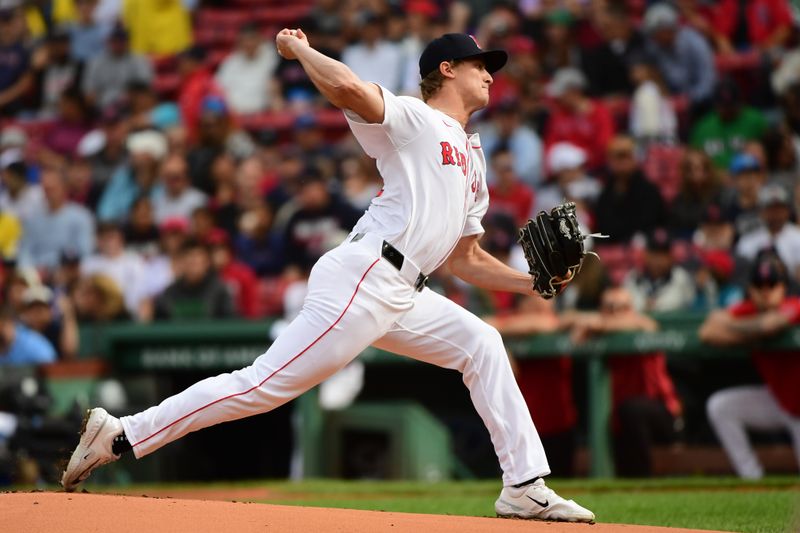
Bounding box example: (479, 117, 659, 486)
(61, 407, 123, 492)
(495, 478, 595, 523)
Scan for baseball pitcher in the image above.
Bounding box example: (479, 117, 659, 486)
(62, 30, 594, 523)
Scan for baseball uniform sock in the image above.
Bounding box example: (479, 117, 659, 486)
(111, 432, 132, 455)
(512, 476, 541, 488)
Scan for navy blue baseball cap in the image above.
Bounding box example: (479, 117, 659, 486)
(419, 33, 507, 79)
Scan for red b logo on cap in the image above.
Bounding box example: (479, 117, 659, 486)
(469, 35, 481, 49)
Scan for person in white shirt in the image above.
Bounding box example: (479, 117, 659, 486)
(215, 22, 280, 115)
(628, 51, 677, 145)
(62, 30, 595, 524)
(736, 184, 800, 282)
(80, 222, 148, 318)
(151, 154, 207, 224)
(341, 13, 404, 94)
(0, 153, 47, 226)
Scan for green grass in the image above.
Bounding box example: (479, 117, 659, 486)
(83, 477, 800, 533)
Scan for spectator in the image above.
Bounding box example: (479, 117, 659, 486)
(701, 252, 800, 479)
(18, 166, 95, 271)
(595, 136, 667, 244)
(122, 195, 159, 254)
(691, 245, 743, 312)
(535, 142, 600, 216)
(64, 154, 102, 210)
(82, 25, 153, 110)
(35, 29, 84, 119)
(136, 217, 189, 321)
(283, 169, 362, 276)
(582, 3, 647, 97)
(207, 152, 240, 237)
(97, 128, 167, 222)
(736, 185, 800, 281)
(643, 2, 716, 109)
(18, 285, 79, 360)
(341, 13, 404, 94)
(82, 105, 130, 187)
(151, 154, 207, 224)
(670, 149, 723, 239)
(122, 0, 193, 56)
(186, 95, 254, 194)
(695, 203, 736, 252)
(154, 238, 235, 320)
(0, 204, 21, 263)
(565, 286, 682, 477)
(215, 22, 281, 115)
(691, 79, 769, 170)
(71, 272, 129, 322)
(762, 125, 800, 195)
(234, 202, 284, 277)
(479, 100, 544, 186)
(292, 113, 336, 167)
(624, 229, 695, 312)
(0, 155, 46, 227)
(538, 8, 582, 76)
(68, 0, 108, 62)
(190, 205, 215, 243)
(178, 46, 222, 144)
(42, 87, 93, 158)
(487, 147, 534, 226)
(398, 0, 442, 95)
(0, 6, 34, 117)
(80, 222, 148, 317)
(209, 229, 259, 319)
(0, 308, 56, 366)
(544, 67, 615, 172)
(52, 250, 83, 298)
(705, 0, 793, 54)
(723, 153, 767, 239)
(628, 51, 677, 145)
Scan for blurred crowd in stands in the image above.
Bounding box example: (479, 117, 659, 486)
(1, 0, 800, 480)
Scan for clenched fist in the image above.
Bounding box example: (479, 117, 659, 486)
(276, 28, 309, 60)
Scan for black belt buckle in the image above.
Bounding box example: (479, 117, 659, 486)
(414, 273, 429, 292)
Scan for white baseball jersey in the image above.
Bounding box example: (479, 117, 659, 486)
(346, 86, 489, 275)
(119, 85, 549, 487)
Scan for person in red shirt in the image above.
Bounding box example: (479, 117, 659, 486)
(544, 67, 616, 172)
(487, 147, 535, 227)
(700, 250, 800, 479)
(563, 286, 683, 477)
(208, 228, 260, 319)
(177, 46, 222, 144)
(704, 0, 793, 53)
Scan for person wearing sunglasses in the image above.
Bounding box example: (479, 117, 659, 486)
(700, 250, 800, 478)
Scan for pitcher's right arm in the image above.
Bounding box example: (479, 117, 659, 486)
(275, 28, 385, 124)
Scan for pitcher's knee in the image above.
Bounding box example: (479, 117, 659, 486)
(707, 389, 735, 424)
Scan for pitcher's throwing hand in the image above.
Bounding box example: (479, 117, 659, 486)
(276, 28, 308, 59)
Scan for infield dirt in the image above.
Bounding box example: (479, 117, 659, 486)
(1, 492, 731, 533)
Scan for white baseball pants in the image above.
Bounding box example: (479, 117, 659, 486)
(707, 385, 800, 479)
(120, 236, 549, 485)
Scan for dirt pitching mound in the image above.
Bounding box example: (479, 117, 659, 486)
(1, 492, 728, 533)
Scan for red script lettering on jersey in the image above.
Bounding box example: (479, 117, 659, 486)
(440, 141, 467, 176)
